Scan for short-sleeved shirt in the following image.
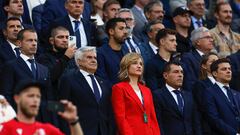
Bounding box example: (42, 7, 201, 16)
(0, 119, 64, 135)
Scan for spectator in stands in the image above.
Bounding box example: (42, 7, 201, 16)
(144, 28, 177, 91)
(0, 79, 83, 135)
(140, 20, 165, 63)
(59, 47, 114, 135)
(131, 0, 150, 41)
(192, 52, 219, 135)
(103, 0, 120, 23)
(202, 58, 240, 135)
(210, 1, 240, 58)
(187, 0, 208, 32)
(0, 28, 56, 124)
(0, 17, 22, 66)
(37, 26, 77, 97)
(96, 18, 129, 85)
(144, 1, 165, 23)
(153, 61, 202, 135)
(181, 27, 214, 91)
(49, 0, 97, 48)
(228, 49, 240, 91)
(90, 0, 106, 26)
(117, 8, 142, 54)
(3, 0, 32, 25)
(111, 53, 160, 135)
(172, 6, 192, 54)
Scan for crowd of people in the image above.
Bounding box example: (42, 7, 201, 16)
(1, 0, 240, 135)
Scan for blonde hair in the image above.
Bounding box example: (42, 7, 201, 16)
(118, 53, 144, 83)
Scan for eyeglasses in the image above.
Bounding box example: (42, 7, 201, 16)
(123, 18, 134, 21)
(199, 36, 213, 40)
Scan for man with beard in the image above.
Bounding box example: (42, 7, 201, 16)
(96, 18, 129, 85)
(202, 58, 240, 135)
(210, 2, 240, 58)
(0, 79, 83, 135)
(37, 26, 76, 98)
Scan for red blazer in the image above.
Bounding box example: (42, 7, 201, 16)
(111, 82, 160, 135)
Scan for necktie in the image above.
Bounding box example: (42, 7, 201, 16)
(196, 20, 202, 28)
(224, 86, 235, 105)
(173, 90, 184, 114)
(14, 48, 20, 57)
(73, 20, 81, 48)
(28, 59, 37, 79)
(126, 38, 136, 53)
(89, 74, 100, 102)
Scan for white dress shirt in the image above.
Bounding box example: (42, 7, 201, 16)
(166, 84, 184, 106)
(20, 54, 36, 71)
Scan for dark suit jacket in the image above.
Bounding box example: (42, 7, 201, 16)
(0, 40, 18, 67)
(202, 84, 240, 135)
(96, 43, 129, 85)
(138, 42, 156, 64)
(111, 82, 160, 135)
(192, 78, 214, 135)
(58, 69, 114, 135)
(181, 49, 202, 91)
(49, 15, 97, 47)
(153, 86, 202, 135)
(144, 54, 168, 91)
(0, 56, 55, 124)
(228, 50, 240, 91)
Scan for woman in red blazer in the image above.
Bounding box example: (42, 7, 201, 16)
(111, 53, 160, 135)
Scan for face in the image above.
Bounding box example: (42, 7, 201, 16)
(215, 4, 232, 25)
(4, 0, 23, 16)
(78, 51, 97, 73)
(128, 58, 143, 78)
(148, 23, 165, 42)
(213, 63, 232, 84)
(160, 34, 177, 53)
(15, 87, 41, 118)
(202, 55, 219, 73)
(173, 13, 191, 28)
(50, 30, 69, 51)
(137, 0, 151, 8)
(65, 0, 84, 19)
(196, 32, 214, 53)
(4, 20, 22, 42)
(188, 0, 205, 18)
(118, 11, 135, 29)
(18, 31, 38, 57)
(104, 4, 121, 21)
(163, 64, 184, 89)
(110, 22, 128, 44)
(146, 4, 164, 22)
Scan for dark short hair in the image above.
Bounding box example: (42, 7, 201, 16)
(14, 79, 43, 95)
(144, 1, 163, 14)
(210, 58, 230, 73)
(3, 0, 11, 7)
(17, 28, 36, 41)
(105, 18, 126, 35)
(3, 17, 22, 30)
(163, 61, 182, 73)
(215, 1, 230, 14)
(50, 26, 69, 37)
(103, 0, 120, 12)
(155, 28, 177, 44)
(145, 19, 163, 33)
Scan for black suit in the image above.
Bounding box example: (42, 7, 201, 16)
(0, 56, 56, 124)
(58, 69, 114, 135)
(153, 86, 202, 135)
(0, 40, 18, 67)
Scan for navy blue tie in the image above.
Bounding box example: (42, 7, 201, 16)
(89, 75, 100, 102)
(196, 20, 202, 28)
(73, 20, 81, 48)
(28, 59, 37, 79)
(173, 90, 184, 114)
(224, 86, 235, 105)
(14, 47, 20, 57)
(126, 38, 136, 52)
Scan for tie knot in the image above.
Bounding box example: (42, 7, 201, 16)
(224, 86, 230, 91)
(73, 20, 80, 25)
(28, 59, 35, 63)
(88, 74, 95, 78)
(173, 90, 182, 95)
(14, 47, 20, 51)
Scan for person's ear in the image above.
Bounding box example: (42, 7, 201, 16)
(49, 37, 54, 45)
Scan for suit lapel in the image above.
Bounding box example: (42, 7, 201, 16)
(182, 91, 189, 117)
(124, 82, 144, 112)
(17, 57, 33, 77)
(162, 87, 182, 116)
(95, 76, 106, 102)
(81, 19, 90, 45)
(3, 42, 16, 59)
(66, 16, 74, 34)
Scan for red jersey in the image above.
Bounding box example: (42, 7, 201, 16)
(0, 119, 64, 135)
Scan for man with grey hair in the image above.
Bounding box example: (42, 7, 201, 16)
(58, 46, 114, 135)
(144, 1, 165, 23)
(181, 27, 214, 91)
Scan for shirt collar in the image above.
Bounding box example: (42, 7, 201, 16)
(149, 41, 158, 54)
(166, 83, 180, 93)
(20, 53, 34, 61)
(7, 40, 18, 50)
(196, 49, 205, 56)
(191, 16, 202, 23)
(69, 15, 81, 22)
(79, 69, 94, 77)
(216, 81, 229, 89)
(208, 76, 216, 84)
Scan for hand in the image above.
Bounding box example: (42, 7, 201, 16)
(64, 45, 77, 59)
(58, 100, 78, 123)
